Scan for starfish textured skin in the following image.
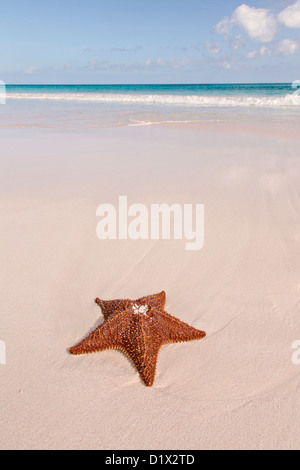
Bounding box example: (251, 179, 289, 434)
(69, 291, 206, 387)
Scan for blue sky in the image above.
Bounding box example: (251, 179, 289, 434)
(1, 0, 300, 83)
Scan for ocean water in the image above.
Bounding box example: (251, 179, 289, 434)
(2, 83, 300, 129)
(6, 83, 300, 105)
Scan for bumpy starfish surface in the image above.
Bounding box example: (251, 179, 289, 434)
(69, 291, 206, 386)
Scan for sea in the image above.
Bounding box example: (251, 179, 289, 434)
(1, 83, 300, 129)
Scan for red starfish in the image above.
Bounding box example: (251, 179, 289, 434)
(69, 291, 206, 386)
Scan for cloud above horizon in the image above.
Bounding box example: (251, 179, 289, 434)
(214, 2, 300, 44)
(233, 4, 278, 43)
(212, 1, 300, 66)
(6, 1, 300, 83)
(278, 0, 300, 29)
(83, 3, 300, 76)
(205, 41, 222, 55)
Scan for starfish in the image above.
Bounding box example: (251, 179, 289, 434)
(69, 291, 206, 386)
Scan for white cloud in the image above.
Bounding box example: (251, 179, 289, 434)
(24, 67, 35, 75)
(246, 50, 258, 59)
(246, 40, 299, 59)
(24, 66, 36, 75)
(213, 3, 300, 64)
(145, 58, 196, 69)
(88, 60, 111, 71)
(246, 46, 271, 59)
(278, 1, 300, 29)
(23, 65, 53, 75)
(223, 61, 232, 69)
(112, 44, 143, 52)
(260, 46, 271, 56)
(205, 41, 222, 54)
(230, 34, 246, 50)
(213, 17, 233, 36)
(233, 4, 278, 43)
(276, 38, 299, 55)
(213, 4, 279, 43)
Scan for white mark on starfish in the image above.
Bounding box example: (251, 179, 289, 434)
(132, 303, 149, 315)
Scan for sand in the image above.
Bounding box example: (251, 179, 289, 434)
(0, 122, 300, 450)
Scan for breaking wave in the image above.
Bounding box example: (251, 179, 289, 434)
(6, 92, 300, 107)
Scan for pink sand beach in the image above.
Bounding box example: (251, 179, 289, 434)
(1, 111, 300, 449)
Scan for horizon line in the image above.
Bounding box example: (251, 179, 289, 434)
(5, 82, 292, 86)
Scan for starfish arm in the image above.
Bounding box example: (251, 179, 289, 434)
(120, 315, 163, 387)
(95, 298, 128, 320)
(152, 308, 206, 345)
(69, 310, 129, 355)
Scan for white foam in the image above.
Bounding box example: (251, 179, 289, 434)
(6, 92, 300, 107)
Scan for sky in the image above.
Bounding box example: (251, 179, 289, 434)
(1, 0, 300, 83)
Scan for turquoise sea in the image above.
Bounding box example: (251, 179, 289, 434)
(5, 82, 300, 96)
(2, 83, 300, 129)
